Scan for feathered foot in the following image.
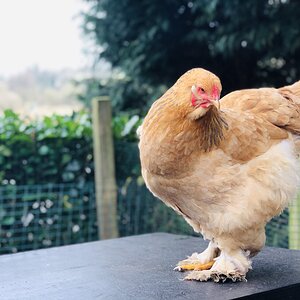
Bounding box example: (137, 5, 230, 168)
(184, 270, 246, 283)
(184, 250, 251, 283)
(174, 241, 218, 272)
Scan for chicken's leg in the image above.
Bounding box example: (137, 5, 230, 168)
(174, 241, 219, 271)
(184, 248, 251, 282)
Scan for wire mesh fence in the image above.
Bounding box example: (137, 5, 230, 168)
(266, 210, 289, 248)
(117, 177, 193, 237)
(267, 198, 300, 249)
(0, 180, 298, 254)
(0, 183, 98, 254)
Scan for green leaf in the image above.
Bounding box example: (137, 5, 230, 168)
(38, 145, 49, 155)
(0, 145, 12, 157)
(2, 216, 15, 226)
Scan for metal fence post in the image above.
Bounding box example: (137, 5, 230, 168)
(289, 194, 300, 249)
(92, 97, 119, 239)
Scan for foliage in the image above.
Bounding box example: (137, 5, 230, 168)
(113, 113, 141, 142)
(0, 109, 141, 185)
(82, 0, 300, 113)
(0, 110, 93, 185)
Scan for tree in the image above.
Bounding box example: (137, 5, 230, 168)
(82, 0, 300, 113)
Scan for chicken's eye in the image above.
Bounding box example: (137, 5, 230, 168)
(191, 85, 206, 95)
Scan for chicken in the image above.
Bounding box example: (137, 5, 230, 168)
(138, 68, 300, 282)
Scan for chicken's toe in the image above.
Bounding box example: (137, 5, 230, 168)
(174, 260, 214, 272)
(174, 252, 215, 272)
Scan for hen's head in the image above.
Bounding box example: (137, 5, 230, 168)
(174, 68, 222, 119)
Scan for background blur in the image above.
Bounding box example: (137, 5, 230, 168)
(0, 0, 299, 254)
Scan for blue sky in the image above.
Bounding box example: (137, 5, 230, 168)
(0, 0, 88, 77)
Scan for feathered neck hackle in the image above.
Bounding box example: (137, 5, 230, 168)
(195, 106, 228, 152)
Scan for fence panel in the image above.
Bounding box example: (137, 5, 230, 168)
(0, 180, 297, 254)
(0, 183, 97, 254)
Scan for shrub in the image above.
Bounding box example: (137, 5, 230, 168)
(0, 110, 93, 185)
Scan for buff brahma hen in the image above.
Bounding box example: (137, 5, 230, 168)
(138, 68, 300, 282)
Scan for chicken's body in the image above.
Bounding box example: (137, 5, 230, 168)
(139, 69, 300, 282)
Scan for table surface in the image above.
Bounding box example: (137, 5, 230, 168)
(0, 233, 299, 300)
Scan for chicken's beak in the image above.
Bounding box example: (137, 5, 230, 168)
(217, 98, 221, 110)
(212, 97, 221, 110)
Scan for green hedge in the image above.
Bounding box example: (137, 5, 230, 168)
(0, 110, 93, 185)
(0, 109, 142, 185)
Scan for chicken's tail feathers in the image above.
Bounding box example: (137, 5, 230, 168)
(279, 80, 300, 105)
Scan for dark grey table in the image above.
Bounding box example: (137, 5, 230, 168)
(0, 233, 299, 300)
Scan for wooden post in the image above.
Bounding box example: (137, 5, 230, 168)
(289, 193, 300, 249)
(92, 97, 119, 239)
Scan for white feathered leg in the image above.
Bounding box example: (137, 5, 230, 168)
(185, 248, 251, 282)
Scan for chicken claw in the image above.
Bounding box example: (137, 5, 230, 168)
(174, 260, 215, 272)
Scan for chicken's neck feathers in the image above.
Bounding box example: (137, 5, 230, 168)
(196, 106, 229, 152)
